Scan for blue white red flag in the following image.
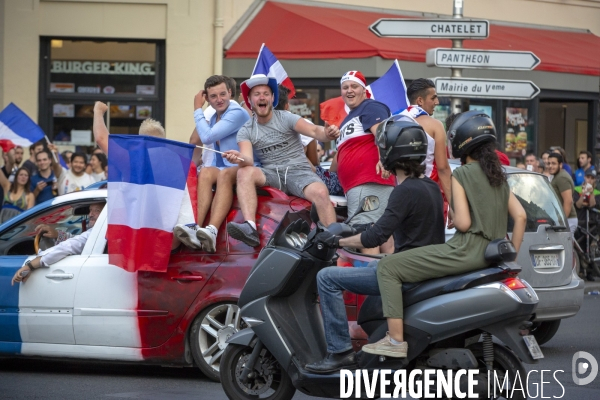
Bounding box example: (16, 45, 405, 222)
(320, 60, 409, 125)
(0, 103, 45, 147)
(252, 44, 295, 98)
(107, 135, 195, 272)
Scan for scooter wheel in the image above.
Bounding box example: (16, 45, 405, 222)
(468, 343, 527, 400)
(220, 343, 296, 400)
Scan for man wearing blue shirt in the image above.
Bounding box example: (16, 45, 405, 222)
(30, 149, 56, 204)
(574, 151, 595, 187)
(174, 75, 250, 252)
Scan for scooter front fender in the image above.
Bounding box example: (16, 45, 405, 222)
(226, 328, 257, 347)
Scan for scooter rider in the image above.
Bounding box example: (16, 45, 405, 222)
(361, 111, 527, 358)
(305, 117, 445, 374)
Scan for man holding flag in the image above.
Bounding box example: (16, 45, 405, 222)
(224, 74, 339, 247)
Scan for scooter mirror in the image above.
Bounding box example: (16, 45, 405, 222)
(360, 195, 380, 213)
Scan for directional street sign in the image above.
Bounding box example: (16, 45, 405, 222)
(426, 48, 541, 70)
(434, 77, 541, 100)
(370, 18, 489, 39)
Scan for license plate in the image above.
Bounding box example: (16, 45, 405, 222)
(533, 254, 559, 268)
(523, 335, 544, 359)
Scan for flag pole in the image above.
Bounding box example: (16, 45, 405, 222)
(195, 145, 244, 162)
(44, 135, 59, 164)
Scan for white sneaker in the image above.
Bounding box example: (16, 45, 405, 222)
(173, 223, 203, 250)
(196, 226, 217, 253)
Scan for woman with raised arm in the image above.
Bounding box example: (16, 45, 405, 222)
(0, 164, 35, 224)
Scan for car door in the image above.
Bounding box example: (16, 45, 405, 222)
(0, 201, 94, 347)
(73, 211, 223, 348)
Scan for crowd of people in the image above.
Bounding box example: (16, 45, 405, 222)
(6, 69, 598, 370)
(0, 138, 111, 223)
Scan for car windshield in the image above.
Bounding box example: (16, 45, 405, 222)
(507, 173, 567, 232)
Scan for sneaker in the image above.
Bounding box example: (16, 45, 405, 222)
(173, 223, 203, 250)
(196, 226, 217, 253)
(227, 221, 260, 247)
(361, 332, 408, 358)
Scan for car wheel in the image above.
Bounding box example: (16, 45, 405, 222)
(190, 302, 243, 382)
(531, 319, 561, 345)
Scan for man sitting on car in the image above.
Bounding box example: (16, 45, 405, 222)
(11, 202, 105, 285)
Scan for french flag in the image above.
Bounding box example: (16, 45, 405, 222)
(320, 60, 409, 125)
(107, 135, 195, 273)
(0, 103, 45, 147)
(252, 44, 295, 98)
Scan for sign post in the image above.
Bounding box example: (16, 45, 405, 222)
(426, 48, 541, 70)
(434, 77, 541, 100)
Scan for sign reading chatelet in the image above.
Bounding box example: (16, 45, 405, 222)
(434, 77, 541, 99)
(370, 18, 489, 39)
(426, 48, 541, 70)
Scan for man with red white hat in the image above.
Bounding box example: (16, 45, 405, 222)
(223, 74, 339, 247)
(332, 70, 393, 254)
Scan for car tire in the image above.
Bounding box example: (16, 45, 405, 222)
(531, 319, 561, 345)
(190, 302, 243, 382)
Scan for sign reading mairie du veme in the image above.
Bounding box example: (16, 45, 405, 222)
(434, 77, 540, 100)
(370, 18, 489, 39)
(426, 48, 540, 70)
(51, 60, 155, 76)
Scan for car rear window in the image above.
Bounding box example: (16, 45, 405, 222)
(507, 173, 567, 232)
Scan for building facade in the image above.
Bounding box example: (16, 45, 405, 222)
(0, 0, 599, 167)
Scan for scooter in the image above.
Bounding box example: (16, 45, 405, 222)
(220, 203, 542, 400)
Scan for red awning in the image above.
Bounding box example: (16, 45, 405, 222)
(226, 1, 600, 76)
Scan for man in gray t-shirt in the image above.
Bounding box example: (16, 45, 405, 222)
(224, 74, 340, 247)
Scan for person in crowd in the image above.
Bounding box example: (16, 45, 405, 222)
(573, 169, 600, 279)
(537, 158, 546, 174)
(89, 152, 108, 182)
(317, 141, 326, 161)
(0, 166, 35, 223)
(224, 74, 339, 247)
(305, 119, 445, 373)
(174, 75, 250, 252)
(61, 150, 73, 170)
(2, 145, 23, 182)
(574, 150, 595, 186)
(551, 146, 573, 177)
(30, 149, 57, 204)
(547, 152, 578, 234)
(11, 202, 105, 285)
(540, 150, 552, 179)
(516, 161, 526, 170)
(22, 140, 45, 177)
(49, 147, 94, 195)
(399, 79, 452, 205)
(359, 111, 526, 358)
(525, 153, 539, 172)
(329, 71, 393, 254)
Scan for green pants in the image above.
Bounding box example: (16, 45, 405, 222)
(376, 232, 490, 319)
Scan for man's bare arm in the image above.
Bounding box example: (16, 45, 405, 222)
(93, 102, 110, 154)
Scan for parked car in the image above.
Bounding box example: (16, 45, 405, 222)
(339, 161, 584, 346)
(0, 186, 310, 381)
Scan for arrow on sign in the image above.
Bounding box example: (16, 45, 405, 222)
(426, 48, 540, 70)
(434, 77, 541, 100)
(370, 18, 489, 39)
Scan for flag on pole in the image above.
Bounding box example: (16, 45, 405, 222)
(252, 44, 295, 98)
(107, 135, 195, 273)
(0, 103, 45, 147)
(320, 60, 409, 125)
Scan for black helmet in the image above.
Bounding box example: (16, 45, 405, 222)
(447, 110, 496, 159)
(376, 115, 428, 171)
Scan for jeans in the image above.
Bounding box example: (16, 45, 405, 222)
(317, 260, 381, 353)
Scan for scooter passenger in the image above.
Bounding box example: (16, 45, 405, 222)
(361, 111, 527, 358)
(305, 118, 445, 374)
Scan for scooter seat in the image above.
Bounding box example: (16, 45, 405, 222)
(357, 266, 508, 326)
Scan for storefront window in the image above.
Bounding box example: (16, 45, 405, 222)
(502, 100, 535, 163)
(289, 88, 320, 124)
(40, 38, 165, 149)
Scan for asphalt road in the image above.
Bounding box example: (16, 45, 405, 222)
(0, 294, 598, 400)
